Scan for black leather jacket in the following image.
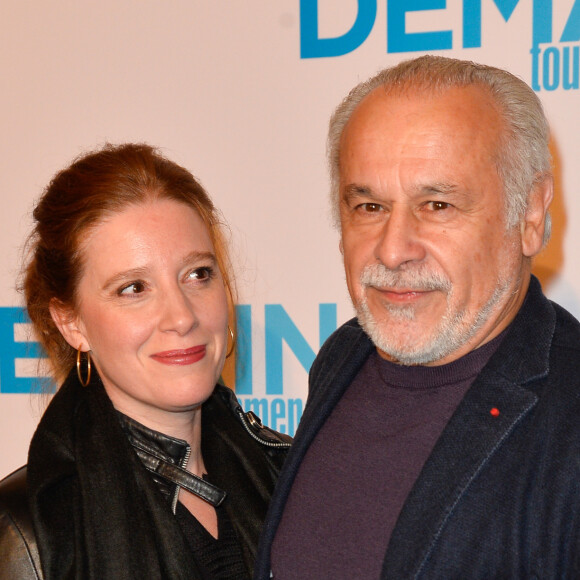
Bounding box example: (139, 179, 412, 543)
(0, 385, 291, 579)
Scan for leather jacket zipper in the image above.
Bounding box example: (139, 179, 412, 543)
(171, 445, 191, 513)
(236, 408, 292, 449)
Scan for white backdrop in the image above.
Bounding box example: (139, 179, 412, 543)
(1, 0, 579, 478)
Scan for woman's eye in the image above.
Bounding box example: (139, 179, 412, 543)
(188, 267, 213, 281)
(118, 281, 146, 295)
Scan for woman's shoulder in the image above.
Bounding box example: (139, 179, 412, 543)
(0, 466, 43, 579)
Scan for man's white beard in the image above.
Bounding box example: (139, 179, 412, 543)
(356, 263, 512, 365)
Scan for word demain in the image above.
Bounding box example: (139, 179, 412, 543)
(0, 305, 337, 436)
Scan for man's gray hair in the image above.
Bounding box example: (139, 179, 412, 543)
(328, 55, 552, 237)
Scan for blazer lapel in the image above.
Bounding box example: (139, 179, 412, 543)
(255, 323, 374, 578)
(382, 372, 538, 578)
(275, 323, 374, 500)
(301, 323, 375, 438)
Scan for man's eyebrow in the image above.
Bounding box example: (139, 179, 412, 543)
(342, 183, 380, 204)
(343, 183, 371, 197)
(418, 182, 460, 196)
(341, 182, 465, 205)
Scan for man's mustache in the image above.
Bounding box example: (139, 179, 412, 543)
(360, 263, 452, 293)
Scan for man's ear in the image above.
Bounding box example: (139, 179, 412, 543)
(521, 174, 554, 258)
(49, 298, 89, 351)
(339, 238, 344, 255)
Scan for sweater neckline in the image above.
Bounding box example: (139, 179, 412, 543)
(371, 329, 507, 390)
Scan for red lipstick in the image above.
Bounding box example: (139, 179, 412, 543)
(151, 346, 206, 365)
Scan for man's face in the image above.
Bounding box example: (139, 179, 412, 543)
(339, 85, 532, 365)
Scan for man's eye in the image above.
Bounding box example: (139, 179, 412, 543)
(119, 281, 146, 295)
(358, 203, 383, 212)
(429, 201, 450, 211)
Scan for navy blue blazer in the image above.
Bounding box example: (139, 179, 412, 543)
(255, 277, 580, 578)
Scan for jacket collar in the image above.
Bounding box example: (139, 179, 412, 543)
(118, 412, 227, 509)
(117, 383, 291, 513)
(255, 320, 375, 579)
(118, 412, 189, 467)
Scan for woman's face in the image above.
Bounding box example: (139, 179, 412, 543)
(55, 199, 229, 425)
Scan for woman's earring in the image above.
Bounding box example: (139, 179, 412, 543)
(226, 326, 235, 358)
(76, 348, 92, 387)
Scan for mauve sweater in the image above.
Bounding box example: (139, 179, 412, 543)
(271, 333, 504, 580)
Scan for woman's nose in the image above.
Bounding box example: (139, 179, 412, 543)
(158, 288, 198, 335)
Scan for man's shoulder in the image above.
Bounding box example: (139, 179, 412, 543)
(0, 466, 43, 579)
(316, 318, 370, 362)
(497, 278, 580, 384)
(323, 317, 367, 347)
(508, 290, 580, 419)
(543, 300, 580, 398)
(309, 318, 374, 389)
(550, 299, 580, 350)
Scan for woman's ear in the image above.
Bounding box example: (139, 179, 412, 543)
(49, 298, 89, 351)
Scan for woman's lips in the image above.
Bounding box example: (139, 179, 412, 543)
(150, 346, 206, 365)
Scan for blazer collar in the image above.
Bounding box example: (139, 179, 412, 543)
(254, 321, 374, 579)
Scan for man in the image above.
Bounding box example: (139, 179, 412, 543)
(255, 56, 580, 578)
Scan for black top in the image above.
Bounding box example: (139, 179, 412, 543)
(0, 376, 290, 580)
(175, 500, 249, 580)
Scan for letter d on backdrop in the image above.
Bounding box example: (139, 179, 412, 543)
(300, 0, 377, 58)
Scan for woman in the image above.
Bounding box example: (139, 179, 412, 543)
(0, 143, 291, 579)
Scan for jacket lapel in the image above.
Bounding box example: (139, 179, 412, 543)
(382, 372, 538, 577)
(255, 322, 374, 578)
(273, 321, 374, 502)
(300, 322, 375, 440)
(382, 277, 556, 578)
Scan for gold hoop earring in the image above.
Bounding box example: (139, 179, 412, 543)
(226, 326, 235, 359)
(76, 348, 91, 387)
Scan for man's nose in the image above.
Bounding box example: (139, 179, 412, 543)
(374, 206, 426, 270)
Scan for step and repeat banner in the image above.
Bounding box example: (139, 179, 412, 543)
(1, 0, 579, 477)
